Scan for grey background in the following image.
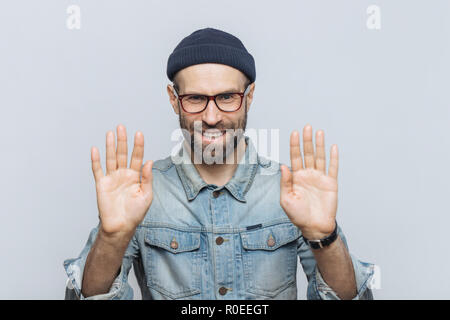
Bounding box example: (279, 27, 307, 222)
(1, 0, 449, 299)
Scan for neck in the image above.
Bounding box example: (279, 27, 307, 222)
(188, 138, 247, 187)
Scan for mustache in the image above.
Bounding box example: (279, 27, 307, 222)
(189, 122, 236, 132)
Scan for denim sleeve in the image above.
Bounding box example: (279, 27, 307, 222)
(297, 223, 375, 300)
(63, 224, 139, 300)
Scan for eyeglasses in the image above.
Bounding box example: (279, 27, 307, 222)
(173, 84, 251, 114)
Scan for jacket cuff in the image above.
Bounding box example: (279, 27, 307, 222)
(63, 255, 132, 300)
(313, 253, 375, 300)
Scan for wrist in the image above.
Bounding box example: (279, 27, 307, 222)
(98, 226, 135, 248)
(300, 221, 336, 240)
(302, 220, 338, 250)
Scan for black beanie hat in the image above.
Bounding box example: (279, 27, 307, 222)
(167, 27, 256, 83)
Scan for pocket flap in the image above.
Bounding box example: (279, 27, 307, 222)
(145, 227, 201, 253)
(240, 223, 301, 251)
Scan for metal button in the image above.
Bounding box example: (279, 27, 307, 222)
(170, 240, 178, 250)
(218, 287, 228, 295)
(213, 191, 220, 198)
(267, 235, 275, 247)
(216, 236, 224, 245)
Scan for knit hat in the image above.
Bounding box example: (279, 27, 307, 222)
(167, 27, 256, 83)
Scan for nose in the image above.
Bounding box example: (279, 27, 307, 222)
(202, 98, 222, 126)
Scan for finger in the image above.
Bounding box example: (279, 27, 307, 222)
(280, 164, 293, 195)
(141, 160, 154, 198)
(91, 146, 104, 182)
(303, 124, 315, 169)
(130, 131, 144, 172)
(105, 131, 117, 174)
(328, 144, 339, 180)
(116, 124, 128, 169)
(289, 131, 303, 171)
(315, 130, 326, 174)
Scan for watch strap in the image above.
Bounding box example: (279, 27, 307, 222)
(302, 220, 338, 249)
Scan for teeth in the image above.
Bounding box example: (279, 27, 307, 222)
(203, 130, 224, 138)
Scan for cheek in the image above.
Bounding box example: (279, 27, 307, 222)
(227, 113, 246, 128)
(180, 114, 200, 130)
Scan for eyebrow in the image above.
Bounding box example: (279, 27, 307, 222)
(182, 88, 242, 95)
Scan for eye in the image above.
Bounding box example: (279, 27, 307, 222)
(185, 95, 206, 102)
(218, 94, 232, 100)
(217, 93, 234, 102)
(217, 93, 239, 104)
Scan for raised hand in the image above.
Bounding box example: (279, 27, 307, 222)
(90, 124, 154, 236)
(280, 125, 338, 240)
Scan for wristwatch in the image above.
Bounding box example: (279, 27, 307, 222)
(302, 220, 338, 249)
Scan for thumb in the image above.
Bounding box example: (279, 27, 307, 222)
(141, 160, 154, 198)
(280, 164, 292, 196)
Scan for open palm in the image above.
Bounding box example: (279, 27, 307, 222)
(280, 125, 338, 240)
(91, 125, 154, 236)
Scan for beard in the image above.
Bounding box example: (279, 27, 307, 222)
(178, 101, 248, 165)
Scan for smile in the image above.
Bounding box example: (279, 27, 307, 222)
(199, 130, 226, 143)
(203, 130, 224, 138)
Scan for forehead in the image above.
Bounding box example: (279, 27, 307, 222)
(175, 63, 247, 94)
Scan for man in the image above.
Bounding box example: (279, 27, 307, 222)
(64, 27, 374, 300)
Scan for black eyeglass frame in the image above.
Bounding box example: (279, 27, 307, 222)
(173, 84, 251, 114)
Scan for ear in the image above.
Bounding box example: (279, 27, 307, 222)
(167, 84, 180, 115)
(244, 82, 255, 113)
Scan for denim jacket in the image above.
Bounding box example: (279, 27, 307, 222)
(64, 136, 375, 300)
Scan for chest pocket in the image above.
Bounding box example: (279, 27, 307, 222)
(144, 227, 202, 299)
(240, 222, 301, 298)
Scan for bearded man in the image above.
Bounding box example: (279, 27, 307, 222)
(64, 27, 374, 300)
